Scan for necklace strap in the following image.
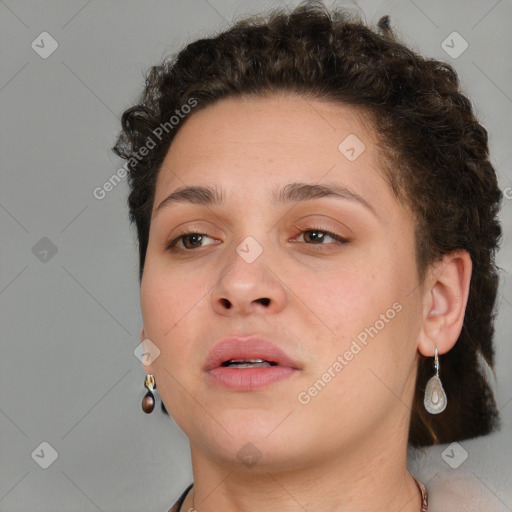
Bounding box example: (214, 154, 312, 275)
(414, 477, 428, 511)
(172, 483, 193, 512)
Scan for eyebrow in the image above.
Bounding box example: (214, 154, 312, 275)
(155, 182, 377, 217)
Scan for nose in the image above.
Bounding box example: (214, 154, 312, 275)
(210, 243, 288, 317)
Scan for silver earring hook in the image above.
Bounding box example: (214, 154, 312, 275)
(434, 346, 439, 377)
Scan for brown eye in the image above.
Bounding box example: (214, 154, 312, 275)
(303, 230, 327, 243)
(167, 232, 217, 251)
(182, 233, 204, 249)
(298, 229, 347, 245)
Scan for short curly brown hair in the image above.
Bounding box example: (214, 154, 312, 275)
(113, 1, 502, 447)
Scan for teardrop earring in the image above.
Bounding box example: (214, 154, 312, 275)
(141, 374, 156, 414)
(423, 346, 447, 414)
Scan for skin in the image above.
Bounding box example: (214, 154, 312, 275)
(140, 93, 472, 512)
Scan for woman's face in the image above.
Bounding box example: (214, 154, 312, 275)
(141, 94, 425, 470)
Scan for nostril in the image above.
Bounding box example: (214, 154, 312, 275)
(220, 298, 232, 309)
(256, 298, 270, 306)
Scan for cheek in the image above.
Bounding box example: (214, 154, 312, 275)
(286, 261, 385, 338)
(139, 268, 203, 418)
(139, 265, 206, 399)
(289, 250, 415, 378)
(140, 260, 207, 337)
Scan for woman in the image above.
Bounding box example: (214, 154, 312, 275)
(113, 2, 503, 511)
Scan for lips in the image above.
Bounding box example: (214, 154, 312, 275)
(203, 336, 301, 391)
(203, 336, 301, 372)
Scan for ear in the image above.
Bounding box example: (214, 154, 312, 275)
(417, 250, 472, 357)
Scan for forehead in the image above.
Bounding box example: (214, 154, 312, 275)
(162, 93, 374, 163)
(154, 94, 392, 214)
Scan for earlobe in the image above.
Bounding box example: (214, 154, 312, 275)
(417, 250, 472, 357)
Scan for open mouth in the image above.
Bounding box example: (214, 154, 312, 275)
(220, 358, 279, 369)
(204, 336, 301, 390)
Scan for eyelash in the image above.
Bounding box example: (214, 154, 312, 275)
(166, 227, 350, 251)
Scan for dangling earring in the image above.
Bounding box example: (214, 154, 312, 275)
(423, 346, 447, 414)
(141, 374, 156, 414)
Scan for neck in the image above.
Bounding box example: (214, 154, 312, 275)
(182, 426, 422, 512)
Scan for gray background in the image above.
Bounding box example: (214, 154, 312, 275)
(1, 0, 511, 511)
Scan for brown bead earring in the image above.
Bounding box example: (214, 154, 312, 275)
(141, 374, 156, 414)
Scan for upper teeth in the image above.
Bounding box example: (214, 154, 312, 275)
(223, 359, 275, 368)
(230, 359, 266, 363)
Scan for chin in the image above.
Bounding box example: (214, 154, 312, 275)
(206, 437, 311, 473)
(190, 413, 319, 470)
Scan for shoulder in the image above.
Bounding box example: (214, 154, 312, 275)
(407, 431, 512, 512)
(426, 469, 509, 512)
